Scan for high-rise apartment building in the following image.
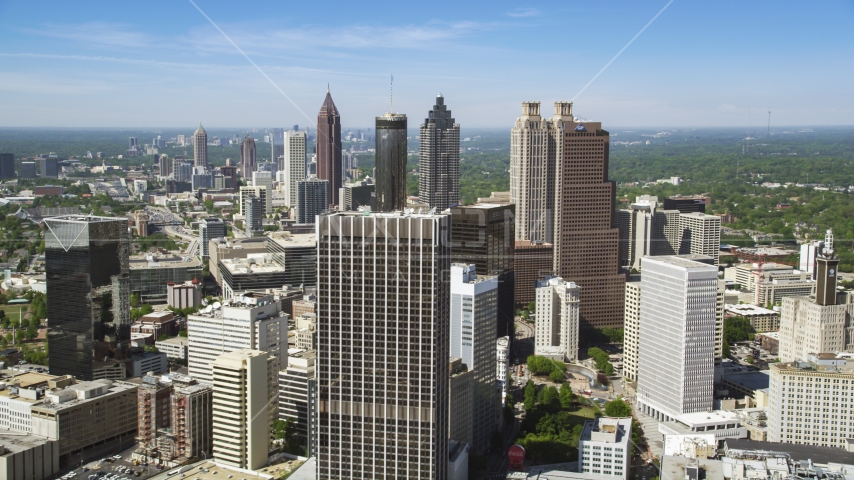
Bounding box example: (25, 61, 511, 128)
(534, 276, 581, 362)
(512, 101, 625, 329)
(244, 195, 264, 236)
(239, 185, 270, 215)
(0, 153, 15, 179)
(45, 215, 131, 381)
(677, 212, 722, 265)
(136, 375, 171, 457)
(283, 130, 307, 207)
(193, 123, 207, 168)
(768, 352, 854, 449)
(316, 89, 342, 206)
(187, 292, 287, 382)
(450, 204, 516, 337)
(158, 154, 171, 177)
(240, 135, 257, 179)
(317, 211, 450, 479)
(199, 217, 226, 259)
(296, 177, 329, 225)
(374, 113, 407, 212)
(170, 377, 214, 463)
(636, 256, 717, 422)
(419, 94, 460, 211)
(450, 264, 499, 453)
(622, 278, 641, 381)
(212, 349, 277, 471)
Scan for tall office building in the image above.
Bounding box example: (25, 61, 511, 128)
(212, 349, 277, 471)
(622, 278, 641, 381)
(449, 357, 474, 447)
(271, 128, 285, 166)
(245, 195, 264, 237)
(677, 212, 722, 265)
(296, 177, 328, 225)
(510, 102, 557, 243)
(450, 204, 515, 337)
(511, 101, 625, 329)
(778, 231, 852, 362)
(450, 264, 499, 453)
(20, 161, 36, 178)
(283, 130, 307, 207)
(199, 217, 226, 259)
(45, 215, 131, 380)
(636, 256, 717, 422)
(193, 122, 207, 168)
(316, 88, 342, 206)
(534, 276, 581, 362)
(0, 153, 15, 179)
(419, 94, 460, 211)
(514, 240, 553, 307)
(374, 113, 407, 212)
(187, 292, 287, 382)
(240, 135, 257, 179)
(252, 170, 274, 212)
(317, 211, 451, 479)
(799, 239, 823, 280)
(39, 158, 58, 178)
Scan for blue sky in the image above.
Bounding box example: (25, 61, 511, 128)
(1, 0, 852, 128)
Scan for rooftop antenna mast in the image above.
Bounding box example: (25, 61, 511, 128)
(390, 74, 393, 113)
(767, 107, 771, 138)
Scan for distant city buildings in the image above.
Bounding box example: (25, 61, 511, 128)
(240, 135, 257, 179)
(199, 217, 227, 259)
(282, 130, 307, 207)
(419, 94, 460, 211)
(296, 177, 328, 225)
(0, 153, 15, 179)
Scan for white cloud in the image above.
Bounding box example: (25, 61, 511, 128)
(506, 8, 540, 18)
(18, 22, 159, 49)
(717, 104, 739, 113)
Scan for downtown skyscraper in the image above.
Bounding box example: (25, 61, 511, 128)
(511, 101, 625, 330)
(375, 112, 407, 212)
(419, 94, 460, 211)
(316, 211, 451, 479)
(240, 135, 257, 179)
(317, 88, 342, 207)
(45, 215, 131, 380)
(193, 122, 207, 168)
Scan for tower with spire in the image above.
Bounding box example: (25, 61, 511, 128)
(193, 122, 207, 168)
(419, 94, 460, 211)
(316, 87, 342, 207)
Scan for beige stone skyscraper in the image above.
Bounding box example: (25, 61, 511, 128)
(512, 101, 625, 330)
(193, 122, 207, 168)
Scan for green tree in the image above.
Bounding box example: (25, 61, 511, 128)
(549, 369, 565, 383)
(559, 382, 575, 409)
(524, 380, 537, 411)
(178, 330, 188, 337)
(157, 333, 171, 342)
(604, 398, 632, 417)
(130, 293, 141, 308)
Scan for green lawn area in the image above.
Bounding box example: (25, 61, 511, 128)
(0, 304, 28, 318)
(568, 406, 599, 422)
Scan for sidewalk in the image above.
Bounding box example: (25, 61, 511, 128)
(633, 408, 664, 459)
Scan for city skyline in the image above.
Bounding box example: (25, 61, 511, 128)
(1, 1, 852, 128)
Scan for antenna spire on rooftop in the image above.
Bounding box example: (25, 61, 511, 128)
(390, 74, 393, 113)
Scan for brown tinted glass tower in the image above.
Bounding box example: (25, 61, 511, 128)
(316, 89, 342, 207)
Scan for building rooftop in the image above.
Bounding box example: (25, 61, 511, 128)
(32, 379, 137, 412)
(268, 232, 318, 248)
(221, 255, 286, 275)
(722, 370, 771, 391)
(44, 215, 127, 224)
(147, 460, 273, 480)
(724, 438, 854, 466)
(644, 255, 719, 270)
(660, 455, 724, 480)
(0, 430, 55, 454)
(675, 410, 742, 427)
(581, 416, 631, 444)
(156, 336, 188, 347)
(725, 304, 778, 316)
(129, 253, 202, 270)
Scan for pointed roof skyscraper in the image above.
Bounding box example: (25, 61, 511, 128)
(195, 121, 206, 135)
(317, 88, 342, 206)
(193, 121, 208, 168)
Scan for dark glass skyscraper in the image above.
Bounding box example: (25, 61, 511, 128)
(375, 113, 407, 212)
(0, 153, 14, 179)
(450, 203, 516, 338)
(316, 89, 342, 207)
(45, 216, 131, 380)
(419, 95, 460, 211)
